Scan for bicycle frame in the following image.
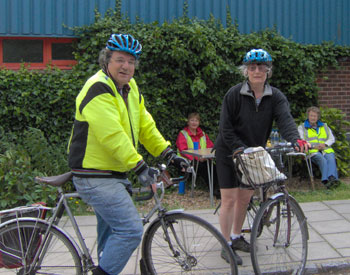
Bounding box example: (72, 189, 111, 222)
(30, 189, 95, 273)
(0, 165, 236, 274)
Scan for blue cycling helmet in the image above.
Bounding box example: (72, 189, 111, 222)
(106, 34, 142, 59)
(243, 49, 272, 66)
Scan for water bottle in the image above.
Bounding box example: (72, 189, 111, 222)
(280, 135, 287, 145)
(270, 130, 275, 146)
(178, 181, 186, 194)
(274, 130, 280, 145)
(269, 130, 275, 147)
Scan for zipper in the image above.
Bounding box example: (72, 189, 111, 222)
(123, 92, 136, 147)
(128, 108, 136, 147)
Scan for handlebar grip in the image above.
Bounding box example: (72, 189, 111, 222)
(132, 165, 191, 201)
(133, 187, 154, 202)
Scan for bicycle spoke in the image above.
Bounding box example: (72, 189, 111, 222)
(143, 213, 237, 274)
(251, 197, 308, 274)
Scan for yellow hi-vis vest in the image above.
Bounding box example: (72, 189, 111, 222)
(301, 124, 335, 154)
(180, 130, 207, 149)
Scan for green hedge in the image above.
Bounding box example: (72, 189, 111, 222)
(1, 10, 350, 208)
(1, 14, 350, 145)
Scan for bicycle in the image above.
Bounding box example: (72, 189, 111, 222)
(215, 144, 309, 275)
(0, 163, 238, 274)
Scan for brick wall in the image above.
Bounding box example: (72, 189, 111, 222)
(316, 57, 350, 129)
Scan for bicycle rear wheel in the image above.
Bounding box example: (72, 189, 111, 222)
(0, 219, 82, 274)
(250, 195, 308, 275)
(142, 212, 238, 274)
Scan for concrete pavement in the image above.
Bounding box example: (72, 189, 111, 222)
(70, 199, 350, 274)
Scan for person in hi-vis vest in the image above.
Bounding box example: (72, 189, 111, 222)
(176, 112, 220, 198)
(298, 106, 339, 189)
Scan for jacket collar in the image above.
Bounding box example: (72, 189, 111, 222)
(184, 126, 204, 138)
(240, 81, 272, 97)
(304, 119, 324, 129)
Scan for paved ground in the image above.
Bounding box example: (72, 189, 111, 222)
(69, 199, 350, 274)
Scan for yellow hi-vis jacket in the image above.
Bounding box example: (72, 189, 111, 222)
(301, 124, 335, 155)
(68, 70, 170, 172)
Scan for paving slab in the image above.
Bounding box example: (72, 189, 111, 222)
(67, 199, 350, 274)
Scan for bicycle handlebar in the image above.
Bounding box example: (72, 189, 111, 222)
(133, 163, 191, 202)
(232, 142, 315, 159)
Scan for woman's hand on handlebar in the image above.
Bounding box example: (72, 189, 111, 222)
(294, 139, 311, 153)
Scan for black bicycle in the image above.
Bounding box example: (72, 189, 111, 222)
(216, 145, 309, 275)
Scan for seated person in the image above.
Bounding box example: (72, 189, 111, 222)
(298, 106, 339, 189)
(176, 112, 220, 198)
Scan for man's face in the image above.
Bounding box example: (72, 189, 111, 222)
(107, 51, 136, 88)
(308, 111, 319, 125)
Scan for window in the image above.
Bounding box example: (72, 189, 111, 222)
(0, 37, 77, 70)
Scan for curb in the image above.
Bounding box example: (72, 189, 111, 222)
(239, 260, 350, 275)
(306, 261, 350, 274)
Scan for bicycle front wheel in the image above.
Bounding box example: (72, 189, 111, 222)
(142, 212, 238, 274)
(251, 195, 308, 275)
(0, 219, 82, 274)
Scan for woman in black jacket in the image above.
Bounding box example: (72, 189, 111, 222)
(215, 49, 309, 265)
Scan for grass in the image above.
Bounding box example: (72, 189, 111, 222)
(289, 179, 350, 203)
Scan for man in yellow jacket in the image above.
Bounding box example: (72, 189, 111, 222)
(68, 34, 189, 275)
(298, 106, 339, 189)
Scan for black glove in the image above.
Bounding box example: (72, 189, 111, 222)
(161, 147, 190, 171)
(133, 160, 158, 187)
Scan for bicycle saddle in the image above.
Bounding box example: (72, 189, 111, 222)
(35, 172, 73, 187)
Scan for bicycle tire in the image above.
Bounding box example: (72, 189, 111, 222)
(242, 197, 260, 235)
(0, 219, 82, 275)
(250, 195, 308, 275)
(141, 212, 238, 274)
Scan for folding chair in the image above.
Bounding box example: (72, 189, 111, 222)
(287, 152, 314, 190)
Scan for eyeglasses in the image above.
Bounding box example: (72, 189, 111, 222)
(112, 58, 136, 66)
(247, 64, 269, 73)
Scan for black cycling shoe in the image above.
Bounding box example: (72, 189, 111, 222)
(92, 266, 109, 275)
(231, 236, 251, 253)
(221, 247, 243, 265)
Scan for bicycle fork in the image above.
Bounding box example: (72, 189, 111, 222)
(159, 217, 197, 271)
(271, 196, 292, 248)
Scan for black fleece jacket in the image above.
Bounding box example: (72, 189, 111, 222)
(214, 81, 300, 162)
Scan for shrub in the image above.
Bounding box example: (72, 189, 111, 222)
(0, 127, 70, 208)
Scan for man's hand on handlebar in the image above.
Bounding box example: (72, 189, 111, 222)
(161, 147, 190, 172)
(133, 160, 158, 187)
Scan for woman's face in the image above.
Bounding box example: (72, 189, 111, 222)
(247, 64, 268, 85)
(188, 117, 200, 131)
(308, 111, 319, 125)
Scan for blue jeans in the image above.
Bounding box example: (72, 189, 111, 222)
(311, 152, 338, 181)
(73, 177, 143, 275)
